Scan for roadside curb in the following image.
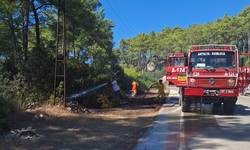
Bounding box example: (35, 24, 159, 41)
(133, 95, 180, 150)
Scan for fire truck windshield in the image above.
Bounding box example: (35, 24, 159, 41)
(190, 51, 235, 69)
(168, 57, 185, 67)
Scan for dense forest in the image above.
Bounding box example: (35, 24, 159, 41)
(1, 0, 250, 132)
(116, 6, 250, 71)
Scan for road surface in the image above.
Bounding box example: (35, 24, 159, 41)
(134, 87, 250, 150)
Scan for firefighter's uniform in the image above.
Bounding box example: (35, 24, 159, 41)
(153, 81, 165, 104)
(131, 81, 138, 97)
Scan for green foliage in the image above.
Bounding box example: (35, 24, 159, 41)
(0, 0, 118, 133)
(244, 60, 250, 67)
(49, 94, 55, 105)
(25, 93, 39, 104)
(240, 55, 250, 67)
(97, 94, 116, 109)
(1, 1, 250, 118)
(0, 72, 24, 109)
(0, 0, 116, 106)
(124, 66, 138, 80)
(0, 96, 12, 133)
(138, 71, 158, 90)
(85, 85, 118, 109)
(57, 81, 64, 98)
(0, 105, 10, 133)
(48, 81, 64, 105)
(118, 66, 157, 94)
(116, 6, 250, 72)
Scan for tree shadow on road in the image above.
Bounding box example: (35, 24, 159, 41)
(213, 104, 250, 116)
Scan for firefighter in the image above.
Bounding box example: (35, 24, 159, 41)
(111, 77, 120, 104)
(130, 79, 138, 97)
(151, 79, 165, 104)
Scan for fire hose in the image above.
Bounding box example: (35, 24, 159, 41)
(109, 71, 175, 107)
(117, 83, 156, 103)
(152, 103, 177, 108)
(66, 70, 176, 108)
(118, 83, 177, 109)
(134, 85, 155, 103)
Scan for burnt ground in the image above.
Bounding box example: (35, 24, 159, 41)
(0, 90, 169, 150)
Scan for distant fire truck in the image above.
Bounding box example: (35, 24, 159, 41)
(166, 44, 250, 114)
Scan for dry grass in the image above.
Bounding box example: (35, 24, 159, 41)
(0, 91, 168, 150)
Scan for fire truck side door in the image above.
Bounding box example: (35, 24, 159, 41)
(166, 53, 186, 87)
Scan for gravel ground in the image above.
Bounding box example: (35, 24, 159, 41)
(0, 91, 165, 150)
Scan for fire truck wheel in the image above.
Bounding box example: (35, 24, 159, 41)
(179, 93, 182, 106)
(179, 87, 183, 106)
(179, 95, 182, 106)
(181, 100, 190, 112)
(223, 100, 236, 114)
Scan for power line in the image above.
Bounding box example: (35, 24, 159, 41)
(105, 0, 135, 37)
(112, 0, 137, 35)
(104, 9, 131, 37)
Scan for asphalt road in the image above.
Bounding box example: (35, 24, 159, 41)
(133, 87, 250, 150)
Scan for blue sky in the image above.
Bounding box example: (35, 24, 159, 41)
(99, 0, 250, 48)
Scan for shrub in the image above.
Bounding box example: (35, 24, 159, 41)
(97, 94, 116, 108)
(0, 99, 11, 133)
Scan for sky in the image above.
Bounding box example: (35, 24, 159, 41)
(99, 0, 250, 48)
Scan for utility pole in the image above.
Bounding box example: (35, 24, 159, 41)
(54, 0, 66, 106)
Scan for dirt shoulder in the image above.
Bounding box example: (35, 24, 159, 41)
(0, 90, 168, 150)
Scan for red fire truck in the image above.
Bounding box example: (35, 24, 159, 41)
(166, 44, 250, 114)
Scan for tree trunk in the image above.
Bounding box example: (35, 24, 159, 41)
(242, 39, 245, 53)
(9, 15, 19, 75)
(25, 6, 29, 60)
(31, 0, 41, 50)
(22, 3, 29, 61)
(72, 24, 75, 58)
(77, 51, 80, 59)
(137, 52, 140, 70)
(22, 8, 25, 59)
(248, 25, 250, 61)
(67, 40, 70, 59)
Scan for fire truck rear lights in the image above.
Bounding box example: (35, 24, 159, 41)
(195, 46, 199, 50)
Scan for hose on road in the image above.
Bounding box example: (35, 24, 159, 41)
(118, 83, 156, 103)
(152, 103, 178, 108)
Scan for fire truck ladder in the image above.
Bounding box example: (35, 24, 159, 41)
(54, 0, 66, 106)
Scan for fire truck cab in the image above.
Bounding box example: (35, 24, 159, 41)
(166, 44, 250, 114)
